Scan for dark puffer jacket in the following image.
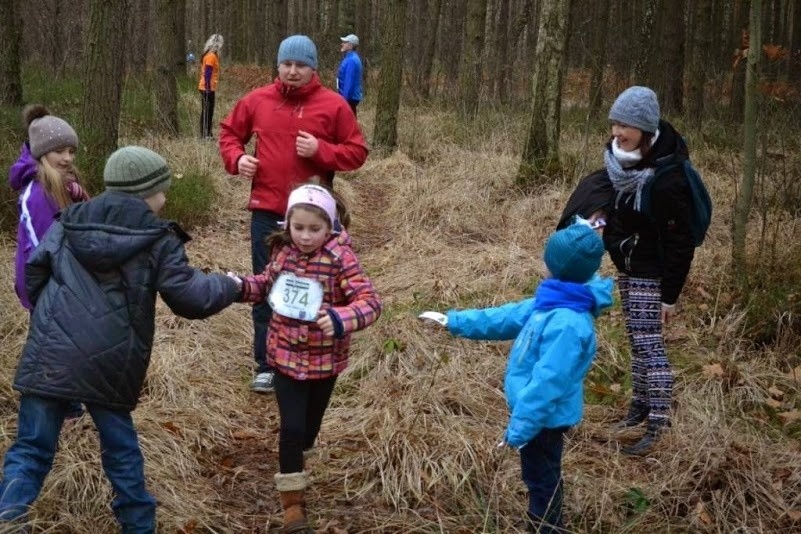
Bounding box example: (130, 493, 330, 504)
(15, 192, 239, 411)
(603, 120, 695, 305)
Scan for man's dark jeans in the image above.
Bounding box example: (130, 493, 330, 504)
(0, 395, 157, 533)
(250, 210, 282, 374)
(519, 427, 568, 533)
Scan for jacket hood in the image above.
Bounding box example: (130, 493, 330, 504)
(59, 192, 176, 271)
(9, 142, 38, 191)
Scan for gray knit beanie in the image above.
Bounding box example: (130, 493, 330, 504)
(28, 115, 79, 159)
(277, 35, 318, 70)
(104, 146, 172, 199)
(608, 86, 660, 134)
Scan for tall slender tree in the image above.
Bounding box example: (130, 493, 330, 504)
(373, 0, 407, 150)
(732, 0, 762, 281)
(81, 0, 129, 190)
(418, 0, 443, 99)
(517, 0, 571, 187)
(587, 0, 610, 117)
(154, 0, 179, 137)
(686, 0, 714, 129)
(0, 0, 24, 106)
(457, 0, 488, 118)
(655, 0, 686, 114)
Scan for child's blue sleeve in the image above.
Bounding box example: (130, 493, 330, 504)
(447, 298, 535, 341)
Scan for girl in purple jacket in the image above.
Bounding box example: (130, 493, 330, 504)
(10, 105, 89, 311)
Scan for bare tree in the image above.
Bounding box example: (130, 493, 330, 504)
(154, 0, 179, 137)
(655, 0, 686, 114)
(587, 0, 610, 117)
(373, 0, 407, 150)
(418, 0, 443, 99)
(517, 0, 571, 187)
(686, 0, 713, 129)
(81, 0, 128, 190)
(0, 0, 23, 106)
(632, 0, 658, 83)
(732, 0, 762, 280)
(457, 0, 488, 118)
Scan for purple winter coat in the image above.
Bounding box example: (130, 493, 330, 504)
(9, 143, 60, 310)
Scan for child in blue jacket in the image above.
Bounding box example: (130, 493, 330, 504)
(420, 221, 612, 533)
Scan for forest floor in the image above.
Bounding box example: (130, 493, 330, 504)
(0, 67, 799, 533)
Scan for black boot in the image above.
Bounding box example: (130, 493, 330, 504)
(622, 419, 670, 456)
(613, 402, 649, 430)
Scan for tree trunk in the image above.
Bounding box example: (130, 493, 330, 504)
(154, 0, 179, 137)
(442, 0, 466, 96)
(730, 0, 750, 118)
(457, 0, 488, 119)
(732, 0, 762, 282)
(493, 0, 512, 102)
(0, 0, 24, 106)
(517, 0, 571, 188)
(267, 1, 289, 77)
(81, 0, 129, 191)
(655, 0, 686, 113)
(633, 0, 658, 83)
(372, 0, 407, 150)
(418, 0, 443, 99)
(174, 0, 187, 77)
(686, 0, 713, 129)
(587, 0, 610, 117)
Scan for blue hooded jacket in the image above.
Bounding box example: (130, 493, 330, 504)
(337, 50, 363, 103)
(447, 275, 613, 448)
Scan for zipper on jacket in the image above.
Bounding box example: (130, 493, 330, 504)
(620, 233, 639, 272)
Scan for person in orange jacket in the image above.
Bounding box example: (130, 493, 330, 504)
(198, 34, 223, 139)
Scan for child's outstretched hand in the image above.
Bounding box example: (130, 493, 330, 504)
(418, 311, 448, 327)
(317, 310, 335, 336)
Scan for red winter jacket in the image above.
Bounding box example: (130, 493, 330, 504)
(219, 74, 368, 215)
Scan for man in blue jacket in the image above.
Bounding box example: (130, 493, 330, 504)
(337, 34, 363, 116)
(0, 146, 240, 533)
(420, 220, 612, 533)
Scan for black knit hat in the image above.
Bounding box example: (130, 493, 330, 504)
(103, 146, 172, 199)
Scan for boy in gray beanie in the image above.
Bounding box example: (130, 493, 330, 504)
(0, 146, 239, 532)
(420, 220, 613, 532)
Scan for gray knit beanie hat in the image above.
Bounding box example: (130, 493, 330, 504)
(104, 146, 172, 199)
(27, 108, 79, 159)
(277, 35, 318, 70)
(608, 86, 660, 134)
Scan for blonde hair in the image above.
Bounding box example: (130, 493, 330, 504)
(39, 157, 82, 209)
(203, 34, 224, 55)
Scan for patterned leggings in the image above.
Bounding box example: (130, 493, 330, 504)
(618, 275, 673, 423)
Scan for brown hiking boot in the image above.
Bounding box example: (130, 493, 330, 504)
(275, 471, 314, 533)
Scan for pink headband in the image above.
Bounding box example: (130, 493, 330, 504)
(286, 185, 337, 228)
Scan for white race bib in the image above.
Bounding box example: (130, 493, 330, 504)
(268, 273, 324, 321)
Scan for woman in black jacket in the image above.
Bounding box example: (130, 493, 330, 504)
(562, 86, 696, 455)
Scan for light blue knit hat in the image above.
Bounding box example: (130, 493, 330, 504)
(544, 222, 604, 283)
(608, 86, 660, 134)
(277, 35, 318, 70)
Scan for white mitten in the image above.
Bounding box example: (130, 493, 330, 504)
(418, 311, 448, 327)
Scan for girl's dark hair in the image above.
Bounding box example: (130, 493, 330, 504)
(265, 181, 350, 252)
(637, 131, 655, 162)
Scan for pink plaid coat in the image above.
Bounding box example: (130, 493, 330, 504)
(240, 230, 381, 380)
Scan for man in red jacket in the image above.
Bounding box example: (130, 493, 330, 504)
(219, 34, 368, 393)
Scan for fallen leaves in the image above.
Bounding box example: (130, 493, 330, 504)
(702, 363, 725, 379)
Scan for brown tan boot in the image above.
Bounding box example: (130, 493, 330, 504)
(275, 471, 314, 533)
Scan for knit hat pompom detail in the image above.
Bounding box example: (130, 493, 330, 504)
(25, 104, 79, 159)
(277, 35, 318, 70)
(544, 222, 605, 283)
(608, 86, 660, 134)
(104, 146, 172, 199)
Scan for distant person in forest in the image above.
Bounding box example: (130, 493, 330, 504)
(337, 33, 363, 116)
(8, 105, 89, 420)
(228, 183, 381, 533)
(0, 146, 240, 533)
(420, 220, 612, 533)
(219, 34, 368, 394)
(558, 86, 700, 455)
(199, 34, 223, 139)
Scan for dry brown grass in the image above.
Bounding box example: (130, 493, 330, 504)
(0, 87, 799, 533)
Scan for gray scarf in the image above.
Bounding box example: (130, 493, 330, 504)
(604, 142, 655, 211)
